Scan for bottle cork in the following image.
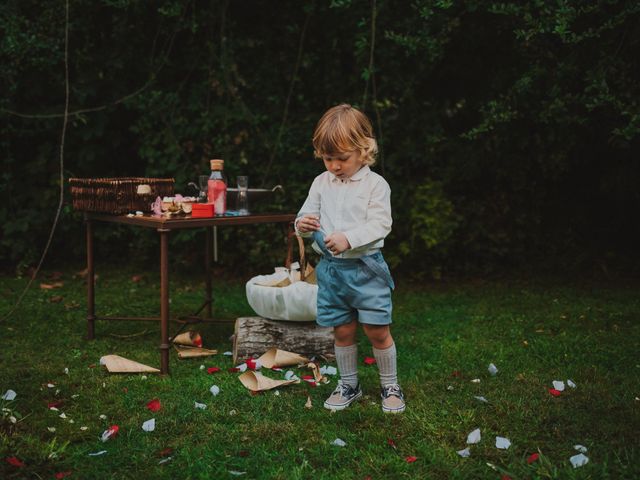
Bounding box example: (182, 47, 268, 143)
(210, 159, 224, 170)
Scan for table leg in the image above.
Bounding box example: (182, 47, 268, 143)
(86, 218, 95, 340)
(159, 228, 170, 375)
(205, 227, 213, 318)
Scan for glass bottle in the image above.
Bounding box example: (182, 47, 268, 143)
(207, 159, 227, 215)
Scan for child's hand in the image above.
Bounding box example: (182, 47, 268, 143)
(324, 232, 351, 255)
(297, 215, 320, 233)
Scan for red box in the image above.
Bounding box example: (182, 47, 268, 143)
(191, 203, 215, 218)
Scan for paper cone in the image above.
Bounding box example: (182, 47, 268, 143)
(100, 355, 160, 373)
(257, 348, 309, 369)
(173, 345, 218, 359)
(172, 331, 202, 347)
(306, 362, 327, 383)
(238, 371, 298, 392)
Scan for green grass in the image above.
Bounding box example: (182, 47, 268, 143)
(1, 267, 639, 479)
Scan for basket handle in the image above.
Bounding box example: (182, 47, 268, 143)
(285, 227, 308, 281)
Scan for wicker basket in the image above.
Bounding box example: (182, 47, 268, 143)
(69, 177, 175, 214)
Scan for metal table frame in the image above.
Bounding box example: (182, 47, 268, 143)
(84, 212, 296, 374)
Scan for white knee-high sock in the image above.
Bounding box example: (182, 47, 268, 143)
(335, 344, 358, 388)
(373, 343, 398, 386)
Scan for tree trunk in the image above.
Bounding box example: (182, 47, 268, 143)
(233, 316, 334, 364)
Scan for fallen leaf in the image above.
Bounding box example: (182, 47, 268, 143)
(405, 456, 418, 463)
(146, 398, 162, 412)
(49, 295, 64, 303)
(40, 281, 64, 290)
(363, 357, 376, 365)
(527, 453, 539, 464)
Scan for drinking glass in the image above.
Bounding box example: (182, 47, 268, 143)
(198, 175, 209, 203)
(237, 175, 249, 215)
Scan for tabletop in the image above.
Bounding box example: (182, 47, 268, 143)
(85, 212, 297, 229)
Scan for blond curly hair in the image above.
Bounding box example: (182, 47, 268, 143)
(312, 103, 378, 165)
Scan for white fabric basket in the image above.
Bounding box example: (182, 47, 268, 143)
(246, 271, 317, 321)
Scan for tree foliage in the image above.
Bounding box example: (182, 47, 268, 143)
(1, 0, 639, 275)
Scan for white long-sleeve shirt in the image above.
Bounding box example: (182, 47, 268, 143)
(295, 165, 392, 258)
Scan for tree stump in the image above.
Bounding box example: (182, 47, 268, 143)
(233, 316, 334, 364)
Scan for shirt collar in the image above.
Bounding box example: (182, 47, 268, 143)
(329, 164, 371, 182)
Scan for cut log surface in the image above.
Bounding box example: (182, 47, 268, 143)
(233, 317, 334, 364)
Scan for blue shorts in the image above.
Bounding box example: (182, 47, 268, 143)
(315, 252, 394, 328)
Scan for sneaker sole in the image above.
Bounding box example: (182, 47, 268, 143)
(382, 404, 406, 414)
(323, 390, 362, 411)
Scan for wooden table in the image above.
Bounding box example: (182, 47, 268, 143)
(84, 212, 296, 374)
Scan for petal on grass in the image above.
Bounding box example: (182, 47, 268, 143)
(142, 419, 155, 432)
(552, 380, 565, 391)
(331, 438, 346, 447)
(88, 450, 107, 456)
(387, 438, 397, 449)
(488, 363, 498, 376)
(55, 471, 72, 479)
(2, 390, 17, 401)
(567, 379, 577, 388)
(146, 399, 162, 412)
(569, 453, 589, 468)
(474, 396, 488, 403)
(495, 436, 511, 450)
(467, 428, 481, 444)
(210, 385, 220, 396)
(527, 453, 539, 464)
(457, 447, 471, 458)
(6, 456, 25, 467)
(304, 396, 312, 409)
(574, 445, 588, 453)
(194, 402, 207, 410)
(548, 388, 562, 397)
(405, 456, 418, 463)
(100, 425, 119, 442)
(207, 367, 221, 374)
(363, 357, 376, 365)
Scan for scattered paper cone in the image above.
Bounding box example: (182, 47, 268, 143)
(257, 348, 309, 369)
(306, 362, 327, 383)
(238, 371, 298, 392)
(173, 331, 203, 348)
(173, 345, 218, 359)
(100, 355, 159, 373)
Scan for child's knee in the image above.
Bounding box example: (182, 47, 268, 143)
(363, 324, 391, 343)
(333, 320, 357, 343)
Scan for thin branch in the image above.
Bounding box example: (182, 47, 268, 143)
(361, 0, 377, 108)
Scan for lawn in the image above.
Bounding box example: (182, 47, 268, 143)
(1, 267, 639, 479)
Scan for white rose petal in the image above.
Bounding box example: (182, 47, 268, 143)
(567, 379, 577, 388)
(574, 444, 588, 453)
(210, 385, 220, 396)
(467, 428, 481, 444)
(88, 450, 107, 456)
(471, 378, 481, 383)
(9, 416, 17, 424)
(194, 402, 207, 410)
(488, 363, 498, 376)
(223, 351, 233, 356)
(552, 380, 565, 391)
(457, 447, 471, 458)
(2, 389, 17, 401)
(142, 418, 155, 432)
(474, 396, 488, 403)
(48, 427, 56, 432)
(570, 453, 589, 468)
(99, 414, 107, 420)
(495, 436, 511, 450)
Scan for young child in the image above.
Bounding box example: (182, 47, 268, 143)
(295, 103, 405, 413)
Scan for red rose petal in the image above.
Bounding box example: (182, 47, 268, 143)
(364, 357, 376, 365)
(146, 398, 162, 412)
(194, 337, 203, 348)
(238, 450, 249, 457)
(48, 401, 63, 409)
(451, 370, 462, 377)
(6, 456, 25, 467)
(207, 367, 221, 374)
(228, 367, 240, 373)
(107, 425, 119, 437)
(387, 438, 397, 449)
(548, 388, 562, 397)
(527, 452, 539, 464)
(246, 358, 258, 370)
(122, 387, 128, 394)
(405, 456, 418, 463)
(55, 471, 73, 479)
(501, 476, 512, 480)
(302, 375, 314, 381)
(157, 447, 173, 457)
